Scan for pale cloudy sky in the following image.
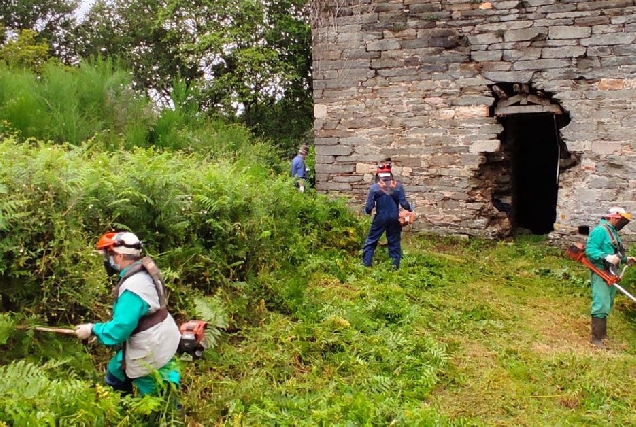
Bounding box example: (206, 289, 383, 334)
(76, 0, 97, 21)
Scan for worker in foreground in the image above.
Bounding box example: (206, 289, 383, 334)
(585, 207, 636, 349)
(362, 160, 413, 269)
(74, 232, 181, 396)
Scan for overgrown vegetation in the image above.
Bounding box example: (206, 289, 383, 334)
(5, 228, 636, 425)
(3, 24, 636, 427)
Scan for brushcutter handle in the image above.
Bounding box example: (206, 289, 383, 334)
(16, 325, 76, 335)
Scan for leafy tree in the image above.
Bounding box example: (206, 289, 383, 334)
(0, 29, 49, 69)
(165, 0, 313, 144)
(72, 0, 202, 106)
(72, 0, 313, 150)
(0, 0, 79, 60)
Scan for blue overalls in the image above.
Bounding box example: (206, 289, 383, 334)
(362, 177, 412, 268)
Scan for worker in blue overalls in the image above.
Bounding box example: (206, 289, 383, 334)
(362, 161, 413, 269)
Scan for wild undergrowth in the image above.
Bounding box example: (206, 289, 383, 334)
(4, 214, 636, 425)
(0, 137, 362, 324)
(2, 140, 636, 424)
(177, 234, 636, 426)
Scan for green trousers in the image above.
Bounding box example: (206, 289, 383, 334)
(108, 350, 180, 396)
(590, 272, 616, 318)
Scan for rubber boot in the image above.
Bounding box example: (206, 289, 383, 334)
(590, 317, 607, 349)
(599, 317, 607, 341)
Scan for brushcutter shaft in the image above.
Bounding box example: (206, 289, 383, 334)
(613, 283, 636, 304)
(17, 325, 76, 335)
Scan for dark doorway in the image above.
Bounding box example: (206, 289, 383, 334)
(502, 113, 559, 234)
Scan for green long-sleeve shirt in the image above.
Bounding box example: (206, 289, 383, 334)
(585, 219, 626, 270)
(92, 290, 148, 345)
(92, 265, 180, 395)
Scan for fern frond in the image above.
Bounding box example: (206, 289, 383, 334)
(0, 313, 15, 346)
(193, 296, 229, 350)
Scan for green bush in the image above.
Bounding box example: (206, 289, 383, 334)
(0, 137, 365, 326)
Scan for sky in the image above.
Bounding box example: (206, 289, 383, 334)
(76, 0, 97, 21)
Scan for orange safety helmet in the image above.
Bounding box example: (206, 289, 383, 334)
(96, 232, 118, 252)
(96, 231, 143, 255)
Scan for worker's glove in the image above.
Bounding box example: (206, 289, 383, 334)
(605, 254, 621, 266)
(74, 323, 94, 340)
(627, 257, 636, 266)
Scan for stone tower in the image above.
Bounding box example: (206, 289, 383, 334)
(312, 0, 636, 239)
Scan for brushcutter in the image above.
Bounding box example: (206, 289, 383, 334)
(566, 244, 636, 303)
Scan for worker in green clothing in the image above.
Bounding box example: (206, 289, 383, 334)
(585, 207, 636, 349)
(74, 231, 181, 396)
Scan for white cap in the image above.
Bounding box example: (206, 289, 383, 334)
(604, 207, 632, 221)
(112, 232, 143, 256)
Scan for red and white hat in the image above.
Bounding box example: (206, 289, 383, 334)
(604, 206, 632, 221)
(96, 231, 143, 256)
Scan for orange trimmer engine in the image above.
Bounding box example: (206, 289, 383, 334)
(178, 320, 207, 358)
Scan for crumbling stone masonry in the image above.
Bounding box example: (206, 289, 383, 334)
(311, 0, 636, 240)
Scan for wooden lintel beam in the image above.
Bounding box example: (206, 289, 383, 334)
(495, 104, 562, 116)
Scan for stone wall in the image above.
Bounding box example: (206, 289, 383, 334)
(312, 0, 636, 240)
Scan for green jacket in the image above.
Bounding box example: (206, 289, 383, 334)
(93, 263, 180, 395)
(585, 219, 626, 270)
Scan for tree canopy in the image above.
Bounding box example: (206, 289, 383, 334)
(67, 0, 313, 148)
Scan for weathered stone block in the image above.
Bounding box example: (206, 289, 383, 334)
(455, 105, 490, 118)
(541, 46, 586, 58)
(503, 48, 542, 61)
(469, 140, 501, 153)
(548, 26, 592, 39)
(314, 104, 328, 119)
(591, 141, 622, 155)
(481, 71, 533, 82)
(316, 182, 353, 191)
(471, 50, 503, 62)
(577, 0, 633, 11)
(581, 34, 636, 46)
(315, 162, 356, 173)
(598, 78, 625, 90)
(514, 58, 570, 70)
(451, 96, 495, 106)
(315, 137, 340, 146)
(504, 27, 548, 42)
(366, 39, 402, 51)
(468, 32, 503, 45)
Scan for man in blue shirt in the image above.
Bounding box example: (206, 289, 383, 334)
(362, 161, 413, 269)
(291, 145, 309, 192)
(75, 232, 181, 396)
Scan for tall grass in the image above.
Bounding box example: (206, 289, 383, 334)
(0, 59, 153, 146)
